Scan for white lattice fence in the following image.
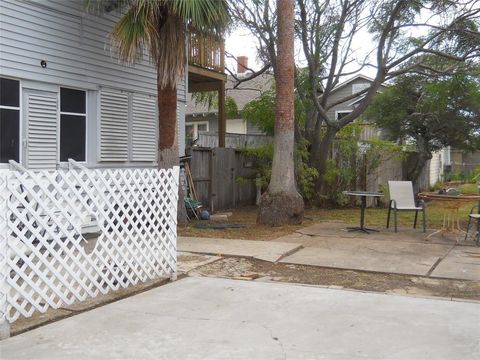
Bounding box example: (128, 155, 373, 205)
(0, 166, 179, 323)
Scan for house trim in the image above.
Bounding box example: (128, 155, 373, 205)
(331, 74, 375, 93)
(335, 110, 353, 120)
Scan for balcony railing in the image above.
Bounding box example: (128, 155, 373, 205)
(188, 32, 225, 73)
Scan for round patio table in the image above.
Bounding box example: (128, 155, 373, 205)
(417, 192, 480, 243)
(342, 191, 384, 233)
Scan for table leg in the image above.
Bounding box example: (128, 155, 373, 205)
(347, 196, 378, 233)
(425, 206, 466, 243)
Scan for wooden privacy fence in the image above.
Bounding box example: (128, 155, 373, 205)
(188, 147, 257, 212)
(0, 163, 178, 324)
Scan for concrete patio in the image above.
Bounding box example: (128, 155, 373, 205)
(180, 221, 480, 281)
(1, 277, 478, 360)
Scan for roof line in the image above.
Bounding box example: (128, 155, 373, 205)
(330, 74, 375, 93)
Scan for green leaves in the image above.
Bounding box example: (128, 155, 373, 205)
(102, 0, 229, 88)
(364, 71, 480, 181)
(170, 0, 229, 35)
(242, 90, 276, 135)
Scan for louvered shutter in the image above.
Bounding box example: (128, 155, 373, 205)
(25, 90, 58, 169)
(100, 90, 129, 162)
(131, 94, 157, 162)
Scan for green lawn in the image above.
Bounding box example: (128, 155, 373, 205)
(313, 183, 480, 229)
(179, 183, 480, 240)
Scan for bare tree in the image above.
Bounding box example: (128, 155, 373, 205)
(257, 0, 304, 225)
(230, 0, 480, 200)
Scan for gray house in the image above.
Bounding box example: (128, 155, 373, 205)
(0, 0, 187, 171)
(325, 74, 386, 141)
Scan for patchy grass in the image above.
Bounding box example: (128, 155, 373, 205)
(179, 184, 480, 240)
(179, 207, 312, 240)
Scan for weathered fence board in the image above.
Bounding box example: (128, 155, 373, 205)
(189, 148, 257, 212)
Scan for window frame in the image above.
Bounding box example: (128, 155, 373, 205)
(335, 110, 352, 121)
(186, 121, 209, 141)
(0, 77, 21, 167)
(59, 87, 87, 163)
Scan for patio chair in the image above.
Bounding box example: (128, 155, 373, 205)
(386, 181, 426, 233)
(464, 204, 480, 246)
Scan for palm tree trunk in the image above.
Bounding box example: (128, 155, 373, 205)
(158, 84, 188, 225)
(257, 0, 304, 225)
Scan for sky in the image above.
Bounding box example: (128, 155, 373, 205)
(225, 26, 379, 81)
(224, 8, 435, 83)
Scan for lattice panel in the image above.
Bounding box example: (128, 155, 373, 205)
(1, 167, 178, 322)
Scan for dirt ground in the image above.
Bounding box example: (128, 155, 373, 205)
(190, 256, 480, 301)
(179, 203, 479, 241)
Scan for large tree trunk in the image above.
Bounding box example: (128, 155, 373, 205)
(257, 0, 304, 225)
(310, 125, 338, 201)
(406, 138, 432, 192)
(158, 84, 188, 225)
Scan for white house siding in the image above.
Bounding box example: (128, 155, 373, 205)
(0, 0, 186, 169)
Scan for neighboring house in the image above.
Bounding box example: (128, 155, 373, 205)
(328, 75, 449, 188)
(186, 56, 273, 148)
(326, 74, 387, 141)
(0, 0, 199, 171)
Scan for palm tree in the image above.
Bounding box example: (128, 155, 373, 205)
(87, 0, 228, 222)
(257, 0, 304, 225)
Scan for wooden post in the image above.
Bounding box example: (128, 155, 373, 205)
(219, 39, 225, 72)
(218, 81, 226, 148)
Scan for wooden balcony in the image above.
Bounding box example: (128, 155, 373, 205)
(189, 32, 225, 73)
(188, 32, 227, 92)
(187, 32, 227, 147)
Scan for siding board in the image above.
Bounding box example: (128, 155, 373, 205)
(0, 0, 157, 95)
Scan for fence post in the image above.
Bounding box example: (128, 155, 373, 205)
(0, 173, 10, 339)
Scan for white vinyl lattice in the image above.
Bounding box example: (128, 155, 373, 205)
(0, 166, 179, 323)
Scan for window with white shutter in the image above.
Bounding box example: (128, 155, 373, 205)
(24, 89, 58, 169)
(100, 90, 129, 162)
(131, 94, 157, 162)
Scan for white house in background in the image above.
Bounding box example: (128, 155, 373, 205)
(0, 0, 187, 171)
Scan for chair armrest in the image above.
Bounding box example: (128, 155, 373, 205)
(469, 204, 480, 214)
(390, 199, 397, 209)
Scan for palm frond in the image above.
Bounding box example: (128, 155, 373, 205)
(108, 0, 229, 88)
(170, 0, 229, 35)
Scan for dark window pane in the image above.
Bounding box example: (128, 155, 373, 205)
(60, 115, 85, 161)
(337, 112, 350, 120)
(0, 109, 20, 163)
(0, 78, 20, 107)
(60, 88, 86, 114)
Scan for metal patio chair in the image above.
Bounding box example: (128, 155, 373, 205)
(464, 204, 480, 246)
(386, 181, 426, 233)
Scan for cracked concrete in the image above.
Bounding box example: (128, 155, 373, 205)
(178, 236, 302, 262)
(1, 277, 479, 360)
(274, 222, 479, 280)
(279, 236, 453, 276)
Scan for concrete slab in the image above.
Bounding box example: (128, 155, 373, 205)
(280, 237, 453, 276)
(177, 252, 222, 273)
(431, 247, 480, 281)
(178, 236, 302, 262)
(1, 277, 479, 359)
(295, 222, 463, 246)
